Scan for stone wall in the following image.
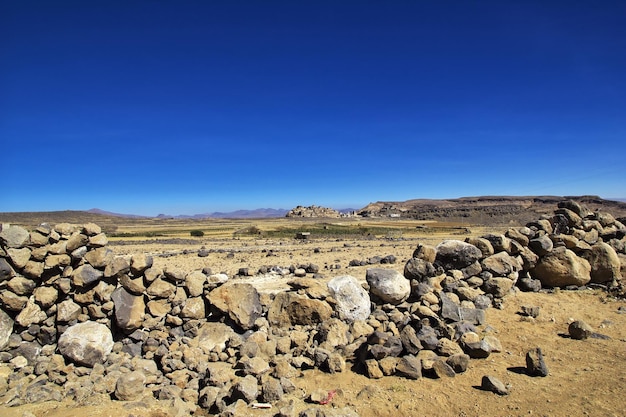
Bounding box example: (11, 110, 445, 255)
(0, 200, 624, 415)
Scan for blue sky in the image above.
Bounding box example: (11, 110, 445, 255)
(2, 1, 625, 216)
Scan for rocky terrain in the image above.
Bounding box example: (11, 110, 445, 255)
(286, 206, 344, 219)
(358, 195, 626, 225)
(0, 199, 625, 416)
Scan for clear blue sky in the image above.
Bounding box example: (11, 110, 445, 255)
(2, 1, 625, 216)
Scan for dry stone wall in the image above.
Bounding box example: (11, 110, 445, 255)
(0, 200, 624, 415)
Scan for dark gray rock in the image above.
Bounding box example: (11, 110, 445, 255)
(526, 347, 549, 377)
(517, 276, 542, 292)
(111, 287, 145, 332)
(440, 292, 461, 322)
(435, 240, 483, 270)
(432, 359, 456, 378)
(446, 353, 470, 373)
(529, 235, 554, 256)
(232, 374, 259, 402)
(481, 375, 509, 395)
(400, 325, 423, 355)
(404, 258, 437, 282)
(568, 320, 594, 340)
(0, 258, 16, 282)
(71, 264, 103, 288)
(395, 355, 422, 379)
(262, 376, 284, 403)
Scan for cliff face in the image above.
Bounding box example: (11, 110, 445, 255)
(357, 196, 626, 225)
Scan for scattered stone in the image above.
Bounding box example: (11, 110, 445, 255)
(520, 305, 540, 318)
(481, 375, 509, 395)
(568, 320, 594, 340)
(526, 347, 549, 377)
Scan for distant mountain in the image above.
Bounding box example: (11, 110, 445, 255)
(209, 208, 289, 218)
(86, 208, 147, 219)
(154, 208, 289, 219)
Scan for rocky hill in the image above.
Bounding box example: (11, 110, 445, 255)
(285, 205, 342, 218)
(358, 195, 626, 225)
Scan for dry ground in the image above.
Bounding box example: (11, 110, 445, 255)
(1, 217, 625, 416)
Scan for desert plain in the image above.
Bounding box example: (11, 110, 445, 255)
(1, 209, 625, 417)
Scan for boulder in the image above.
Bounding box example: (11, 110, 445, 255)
(481, 252, 521, 277)
(287, 298, 333, 326)
(568, 320, 593, 340)
(366, 268, 411, 304)
(65, 232, 89, 252)
(104, 257, 130, 278)
(412, 244, 437, 263)
(435, 240, 483, 270)
(15, 296, 47, 327)
(482, 277, 514, 298)
(395, 355, 422, 379)
(208, 283, 262, 330)
(0, 225, 30, 248)
(57, 321, 113, 367)
(130, 253, 153, 276)
(404, 258, 438, 282)
(327, 275, 371, 323)
(7, 248, 31, 269)
(115, 370, 146, 401)
(89, 233, 108, 247)
(465, 237, 494, 258)
(146, 278, 177, 298)
(111, 287, 145, 332)
(84, 247, 113, 269)
(195, 322, 240, 354)
(0, 309, 13, 350)
(481, 375, 509, 395)
(532, 247, 591, 287)
(56, 299, 82, 322)
(526, 347, 549, 377)
(0, 258, 16, 282)
(185, 270, 207, 297)
(529, 235, 553, 256)
(72, 264, 103, 288)
(180, 297, 206, 319)
(582, 242, 621, 283)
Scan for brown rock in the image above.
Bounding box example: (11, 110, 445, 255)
(208, 283, 262, 330)
(532, 247, 591, 287)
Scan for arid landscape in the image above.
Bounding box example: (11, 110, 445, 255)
(1, 196, 626, 417)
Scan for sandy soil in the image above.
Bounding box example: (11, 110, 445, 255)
(2, 235, 625, 417)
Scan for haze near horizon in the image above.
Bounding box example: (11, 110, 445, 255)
(2, 1, 625, 216)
